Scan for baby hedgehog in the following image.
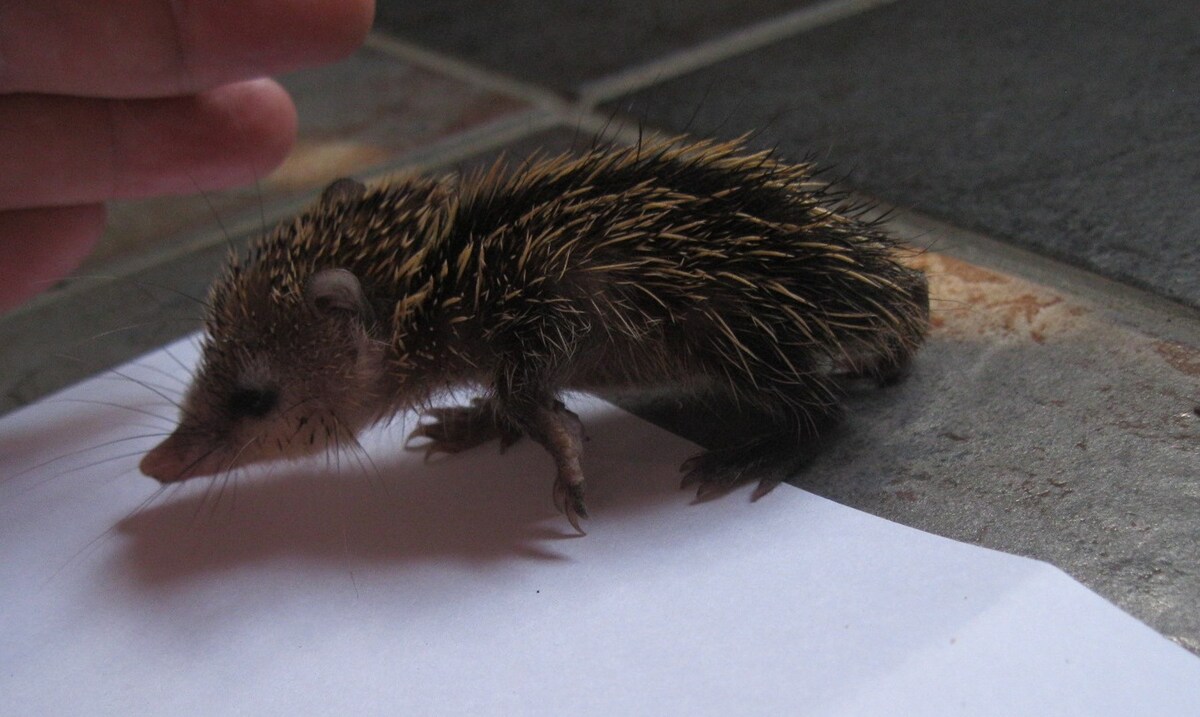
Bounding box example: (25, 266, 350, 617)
(140, 136, 929, 531)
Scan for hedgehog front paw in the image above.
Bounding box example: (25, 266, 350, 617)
(405, 398, 522, 459)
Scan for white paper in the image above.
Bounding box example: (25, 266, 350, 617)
(2, 339, 1198, 716)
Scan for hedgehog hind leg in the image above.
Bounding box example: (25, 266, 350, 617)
(523, 400, 589, 534)
(678, 401, 841, 501)
(405, 397, 523, 458)
(679, 430, 829, 502)
(679, 433, 794, 500)
(847, 266, 931, 387)
(839, 338, 917, 388)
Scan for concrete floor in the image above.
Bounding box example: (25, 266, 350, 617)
(2, 1, 1197, 653)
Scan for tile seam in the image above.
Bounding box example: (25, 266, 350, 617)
(576, 0, 903, 105)
(365, 32, 572, 111)
(369, 2, 902, 112)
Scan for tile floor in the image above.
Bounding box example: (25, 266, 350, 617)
(2, 0, 1197, 652)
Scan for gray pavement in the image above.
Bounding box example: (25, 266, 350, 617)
(374, 0, 820, 93)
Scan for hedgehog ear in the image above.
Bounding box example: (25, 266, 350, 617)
(305, 268, 373, 324)
(320, 177, 366, 204)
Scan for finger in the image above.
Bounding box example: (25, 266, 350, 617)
(0, 79, 298, 210)
(0, 0, 375, 98)
(0, 204, 107, 312)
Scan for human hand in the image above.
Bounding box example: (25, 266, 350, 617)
(0, 0, 375, 311)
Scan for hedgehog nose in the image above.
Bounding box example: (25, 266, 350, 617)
(139, 438, 191, 483)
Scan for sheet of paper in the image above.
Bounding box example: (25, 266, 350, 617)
(2, 339, 1198, 716)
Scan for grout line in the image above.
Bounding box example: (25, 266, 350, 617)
(365, 33, 571, 112)
(364, 108, 563, 178)
(367, 29, 639, 142)
(370, 2, 901, 114)
(576, 0, 902, 105)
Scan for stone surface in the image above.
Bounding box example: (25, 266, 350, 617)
(373, 0, 816, 93)
(0, 243, 224, 412)
(611, 0, 1200, 308)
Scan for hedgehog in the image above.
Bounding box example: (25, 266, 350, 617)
(139, 136, 930, 531)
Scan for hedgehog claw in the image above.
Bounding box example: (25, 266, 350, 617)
(693, 480, 734, 502)
(680, 450, 743, 498)
(553, 478, 588, 535)
(678, 440, 796, 502)
(423, 444, 452, 463)
(751, 477, 782, 501)
(405, 401, 522, 456)
(499, 432, 520, 454)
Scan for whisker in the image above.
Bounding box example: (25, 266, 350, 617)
(192, 476, 220, 527)
(341, 516, 360, 600)
(43, 482, 169, 587)
(200, 435, 258, 522)
(59, 449, 154, 475)
(57, 318, 201, 348)
(131, 279, 211, 312)
(48, 398, 175, 425)
(252, 163, 270, 244)
(161, 345, 195, 376)
(127, 360, 191, 388)
(98, 367, 190, 419)
(93, 374, 182, 399)
(45, 273, 210, 313)
(4, 432, 170, 487)
(208, 470, 234, 523)
(188, 173, 239, 262)
(339, 418, 394, 504)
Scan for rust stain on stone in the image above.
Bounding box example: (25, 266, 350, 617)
(1154, 340, 1200, 377)
(928, 258, 1004, 285)
(908, 253, 1089, 344)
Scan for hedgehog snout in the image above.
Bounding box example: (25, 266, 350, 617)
(139, 433, 221, 483)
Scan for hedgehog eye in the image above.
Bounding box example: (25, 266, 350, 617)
(227, 387, 279, 418)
